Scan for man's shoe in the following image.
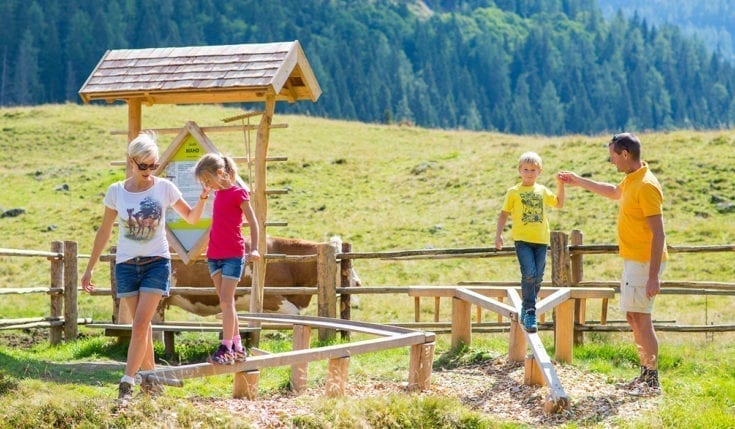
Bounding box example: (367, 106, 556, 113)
(627, 381, 662, 397)
(615, 366, 646, 389)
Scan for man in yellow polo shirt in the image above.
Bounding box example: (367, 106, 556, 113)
(558, 133, 666, 396)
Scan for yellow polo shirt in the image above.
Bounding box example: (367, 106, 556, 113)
(617, 162, 668, 262)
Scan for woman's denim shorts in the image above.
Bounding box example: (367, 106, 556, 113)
(207, 257, 245, 280)
(115, 257, 171, 298)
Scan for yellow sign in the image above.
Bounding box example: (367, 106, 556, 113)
(157, 122, 220, 264)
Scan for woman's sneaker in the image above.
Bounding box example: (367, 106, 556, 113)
(117, 381, 133, 406)
(232, 347, 248, 362)
(207, 344, 234, 365)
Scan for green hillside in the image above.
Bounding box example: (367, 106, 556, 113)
(2, 103, 734, 316)
(1, 104, 735, 427)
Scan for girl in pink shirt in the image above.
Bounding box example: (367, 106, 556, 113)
(195, 153, 260, 364)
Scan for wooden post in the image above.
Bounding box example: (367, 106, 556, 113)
(414, 297, 421, 322)
(507, 288, 526, 362)
(571, 230, 585, 345)
(450, 297, 471, 348)
(127, 99, 142, 178)
(48, 241, 63, 345)
(63, 241, 78, 341)
(550, 231, 570, 288)
(554, 299, 574, 364)
(434, 297, 441, 322)
(524, 355, 545, 386)
(339, 241, 352, 339)
(249, 95, 275, 346)
(325, 357, 350, 397)
(601, 298, 609, 325)
(233, 370, 260, 400)
(317, 243, 337, 341)
(570, 230, 584, 284)
(290, 324, 311, 393)
(408, 341, 435, 391)
(508, 319, 526, 362)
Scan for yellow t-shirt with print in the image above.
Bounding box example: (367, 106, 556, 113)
(501, 183, 558, 245)
(617, 162, 668, 262)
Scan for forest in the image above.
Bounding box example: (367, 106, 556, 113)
(2, 0, 735, 135)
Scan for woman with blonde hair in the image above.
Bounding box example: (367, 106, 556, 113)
(81, 132, 209, 405)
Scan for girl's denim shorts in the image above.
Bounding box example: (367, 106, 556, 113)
(207, 257, 245, 280)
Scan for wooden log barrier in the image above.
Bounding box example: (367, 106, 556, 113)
(137, 314, 436, 400)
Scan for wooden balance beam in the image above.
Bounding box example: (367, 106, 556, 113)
(137, 314, 436, 399)
(86, 322, 259, 358)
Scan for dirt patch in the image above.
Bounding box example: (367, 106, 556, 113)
(186, 355, 659, 428)
(0, 330, 49, 348)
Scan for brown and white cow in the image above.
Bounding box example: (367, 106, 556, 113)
(164, 236, 360, 316)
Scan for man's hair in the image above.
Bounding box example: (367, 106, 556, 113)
(609, 133, 641, 160)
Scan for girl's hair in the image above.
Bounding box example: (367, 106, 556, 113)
(518, 151, 542, 168)
(128, 131, 159, 161)
(194, 153, 239, 185)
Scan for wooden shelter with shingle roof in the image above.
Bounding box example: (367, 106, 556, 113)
(79, 41, 321, 319)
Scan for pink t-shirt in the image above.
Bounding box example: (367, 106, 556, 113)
(206, 185, 250, 259)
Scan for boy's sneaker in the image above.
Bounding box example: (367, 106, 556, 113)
(207, 344, 235, 365)
(117, 381, 133, 405)
(523, 311, 538, 333)
(232, 347, 248, 362)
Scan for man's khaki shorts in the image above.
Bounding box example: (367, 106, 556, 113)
(619, 260, 666, 314)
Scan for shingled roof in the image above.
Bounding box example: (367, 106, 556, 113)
(78, 41, 321, 105)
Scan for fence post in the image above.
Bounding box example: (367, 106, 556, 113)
(570, 230, 586, 345)
(339, 241, 352, 340)
(317, 242, 337, 341)
(550, 231, 570, 288)
(550, 231, 571, 358)
(49, 241, 64, 345)
(63, 241, 78, 341)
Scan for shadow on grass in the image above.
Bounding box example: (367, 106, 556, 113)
(0, 350, 123, 385)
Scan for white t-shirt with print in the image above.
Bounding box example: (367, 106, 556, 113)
(104, 177, 182, 263)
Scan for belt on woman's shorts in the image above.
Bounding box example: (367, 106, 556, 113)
(123, 256, 163, 266)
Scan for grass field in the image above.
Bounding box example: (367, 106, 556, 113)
(1, 104, 735, 427)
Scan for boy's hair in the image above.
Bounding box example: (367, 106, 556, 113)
(518, 151, 542, 168)
(194, 153, 239, 184)
(127, 131, 159, 161)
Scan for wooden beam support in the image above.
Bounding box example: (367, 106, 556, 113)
(233, 370, 260, 400)
(408, 342, 435, 391)
(325, 357, 350, 397)
(554, 299, 575, 363)
(290, 324, 311, 394)
(451, 297, 472, 348)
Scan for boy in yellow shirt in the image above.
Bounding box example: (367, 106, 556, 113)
(495, 152, 565, 332)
